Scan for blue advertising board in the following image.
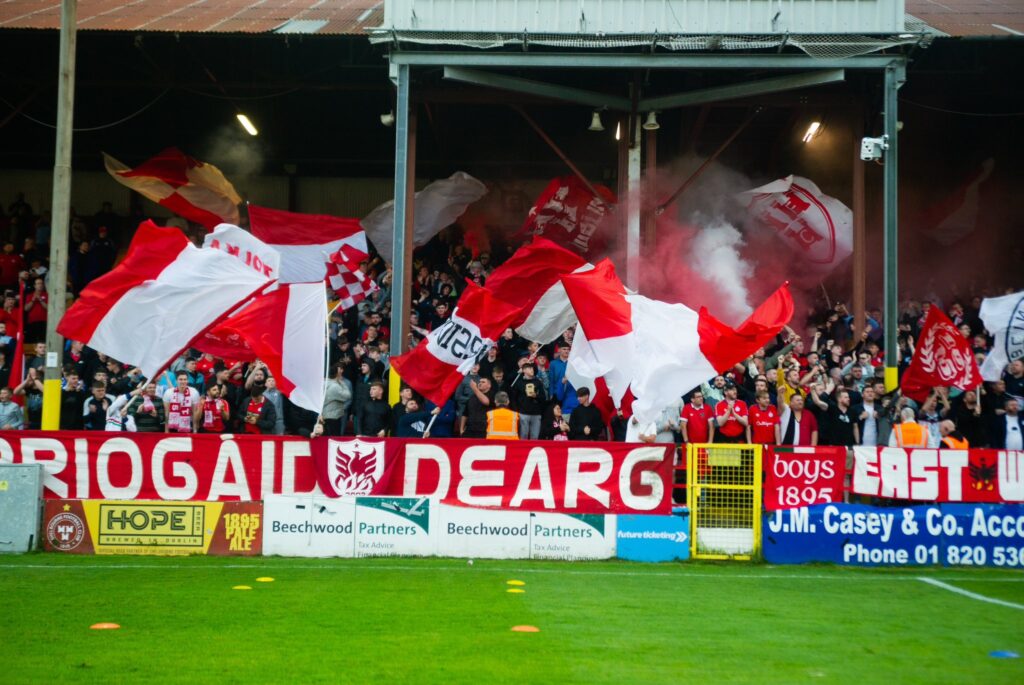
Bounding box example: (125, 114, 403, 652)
(764, 503, 1024, 568)
(616, 509, 690, 562)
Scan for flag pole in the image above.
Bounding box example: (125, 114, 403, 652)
(41, 0, 78, 431)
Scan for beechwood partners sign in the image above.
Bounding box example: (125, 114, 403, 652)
(2, 433, 673, 515)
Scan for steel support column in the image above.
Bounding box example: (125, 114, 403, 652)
(852, 110, 866, 343)
(389, 64, 416, 360)
(42, 0, 76, 430)
(625, 117, 641, 291)
(883, 62, 905, 391)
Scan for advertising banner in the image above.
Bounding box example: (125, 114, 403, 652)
(314, 438, 672, 515)
(262, 495, 355, 557)
(4, 433, 672, 515)
(764, 502, 1024, 568)
(617, 511, 690, 562)
(43, 499, 262, 555)
(763, 446, 846, 511)
(262, 495, 617, 560)
(528, 512, 616, 561)
(852, 447, 1024, 503)
(354, 496, 434, 557)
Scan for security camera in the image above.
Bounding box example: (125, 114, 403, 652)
(860, 135, 888, 161)
(380, 110, 395, 127)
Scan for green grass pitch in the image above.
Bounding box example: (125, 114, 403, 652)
(1, 556, 1022, 684)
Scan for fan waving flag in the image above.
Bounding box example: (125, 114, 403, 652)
(901, 305, 983, 402)
(104, 149, 241, 229)
(979, 290, 1024, 383)
(390, 283, 521, 407)
(248, 205, 367, 284)
(485, 238, 592, 344)
(561, 259, 793, 424)
(200, 283, 327, 413)
(58, 221, 277, 380)
(326, 244, 378, 311)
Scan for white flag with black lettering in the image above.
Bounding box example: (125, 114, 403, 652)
(980, 290, 1024, 384)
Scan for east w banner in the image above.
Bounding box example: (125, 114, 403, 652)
(763, 446, 846, 511)
(3, 433, 672, 515)
(852, 446, 1024, 503)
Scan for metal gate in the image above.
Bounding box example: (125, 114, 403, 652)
(686, 444, 763, 560)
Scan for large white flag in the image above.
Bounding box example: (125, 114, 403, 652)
(59, 221, 277, 379)
(361, 171, 486, 261)
(740, 175, 853, 273)
(980, 291, 1024, 382)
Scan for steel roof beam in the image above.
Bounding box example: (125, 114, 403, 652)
(639, 69, 845, 111)
(443, 66, 631, 110)
(394, 52, 903, 70)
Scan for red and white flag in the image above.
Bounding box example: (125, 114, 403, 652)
(58, 221, 277, 379)
(202, 223, 281, 280)
(326, 244, 378, 311)
(561, 259, 793, 423)
(390, 283, 521, 406)
(520, 176, 616, 257)
(740, 175, 853, 273)
(485, 237, 591, 344)
(900, 305, 983, 402)
(248, 205, 366, 284)
(200, 283, 327, 413)
(104, 149, 241, 229)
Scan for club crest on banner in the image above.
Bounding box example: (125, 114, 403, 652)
(326, 439, 385, 495)
(918, 317, 979, 384)
(47, 511, 85, 551)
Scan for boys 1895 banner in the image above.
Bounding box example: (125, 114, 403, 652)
(852, 447, 1024, 503)
(1, 433, 672, 515)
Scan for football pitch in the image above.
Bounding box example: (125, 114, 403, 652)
(2, 556, 1022, 684)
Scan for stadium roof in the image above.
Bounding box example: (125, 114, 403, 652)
(906, 0, 1024, 37)
(0, 0, 1020, 38)
(0, 0, 384, 34)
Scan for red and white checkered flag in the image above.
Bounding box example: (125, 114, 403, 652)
(325, 244, 378, 311)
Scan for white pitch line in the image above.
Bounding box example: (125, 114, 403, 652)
(917, 577, 1024, 610)
(0, 563, 1022, 583)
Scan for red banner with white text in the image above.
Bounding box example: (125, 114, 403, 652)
(852, 446, 1024, 503)
(2, 433, 672, 515)
(313, 437, 672, 514)
(763, 446, 846, 511)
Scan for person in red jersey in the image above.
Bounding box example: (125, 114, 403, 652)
(747, 390, 780, 445)
(680, 389, 714, 445)
(713, 382, 748, 444)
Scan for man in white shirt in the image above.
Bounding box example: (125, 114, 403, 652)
(996, 398, 1024, 450)
(163, 372, 200, 433)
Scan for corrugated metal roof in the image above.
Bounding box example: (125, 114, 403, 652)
(0, 0, 384, 34)
(906, 0, 1024, 37)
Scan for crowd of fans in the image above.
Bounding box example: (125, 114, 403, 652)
(0, 191, 1020, 454)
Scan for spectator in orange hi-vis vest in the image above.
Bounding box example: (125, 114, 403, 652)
(889, 407, 933, 448)
(486, 391, 520, 440)
(938, 420, 969, 449)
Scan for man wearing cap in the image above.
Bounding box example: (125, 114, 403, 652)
(512, 361, 547, 440)
(713, 381, 748, 444)
(486, 392, 520, 440)
(568, 387, 605, 441)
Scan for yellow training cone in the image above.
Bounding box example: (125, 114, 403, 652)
(256, 577, 275, 583)
(507, 588, 526, 594)
(90, 623, 120, 630)
(506, 580, 525, 586)
(511, 625, 539, 633)
(233, 585, 252, 590)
